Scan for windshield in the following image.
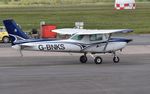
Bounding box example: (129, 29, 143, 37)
(71, 35, 84, 40)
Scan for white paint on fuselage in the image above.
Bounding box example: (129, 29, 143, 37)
(12, 34, 128, 53)
(84, 42, 127, 53)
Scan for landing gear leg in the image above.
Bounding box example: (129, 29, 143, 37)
(113, 52, 120, 63)
(80, 53, 87, 63)
(90, 54, 103, 64)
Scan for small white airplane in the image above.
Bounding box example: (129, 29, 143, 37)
(3, 19, 133, 64)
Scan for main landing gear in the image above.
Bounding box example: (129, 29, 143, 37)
(94, 56, 103, 64)
(80, 54, 87, 63)
(79, 52, 120, 64)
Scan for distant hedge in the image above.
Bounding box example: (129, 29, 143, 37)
(10, 0, 114, 5)
(1, 0, 150, 5)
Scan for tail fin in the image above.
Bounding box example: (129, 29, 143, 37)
(3, 19, 30, 43)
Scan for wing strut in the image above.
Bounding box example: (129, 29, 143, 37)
(103, 33, 112, 52)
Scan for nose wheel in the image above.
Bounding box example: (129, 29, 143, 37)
(112, 52, 120, 63)
(113, 56, 120, 63)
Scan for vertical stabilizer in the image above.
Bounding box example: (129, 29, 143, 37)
(3, 19, 30, 43)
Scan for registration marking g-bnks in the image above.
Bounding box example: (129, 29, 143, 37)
(38, 44, 65, 51)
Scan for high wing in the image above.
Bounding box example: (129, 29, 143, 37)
(52, 28, 78, 35)
(52, 28, 133, 35)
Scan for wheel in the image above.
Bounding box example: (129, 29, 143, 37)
(80, 55, 87, 63)
(2, 36, 9, 43)
(94, 56, 103, 64)
(113, 56, 120, 63)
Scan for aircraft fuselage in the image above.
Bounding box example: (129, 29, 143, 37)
(13, 39, 128, 53)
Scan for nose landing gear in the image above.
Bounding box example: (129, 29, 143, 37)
(113, 56, 120, 63)
(112, 52, 120, 63)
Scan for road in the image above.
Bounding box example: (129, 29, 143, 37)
(0, 54, 150, 94)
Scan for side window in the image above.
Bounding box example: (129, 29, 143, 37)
(78, 35, 84, 40)
(97, 34, 103, 40)
(90, 34, 96, 41)
(71, 35, 84, 40)
(90, 34, 103, 41)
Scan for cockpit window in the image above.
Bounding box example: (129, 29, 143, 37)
(71, 35, 84, 40)
(90, 34, 103, 41)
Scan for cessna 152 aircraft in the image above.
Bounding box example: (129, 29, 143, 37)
(3, 19, 133, 64)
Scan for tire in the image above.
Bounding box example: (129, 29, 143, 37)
(113, 56, 120, 63)
(2, 36, 10, 43)
(94, 56, 103, 64)
(80, 55, 87, 63)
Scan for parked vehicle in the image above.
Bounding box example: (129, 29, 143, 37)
(0, 26, 10, 43)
